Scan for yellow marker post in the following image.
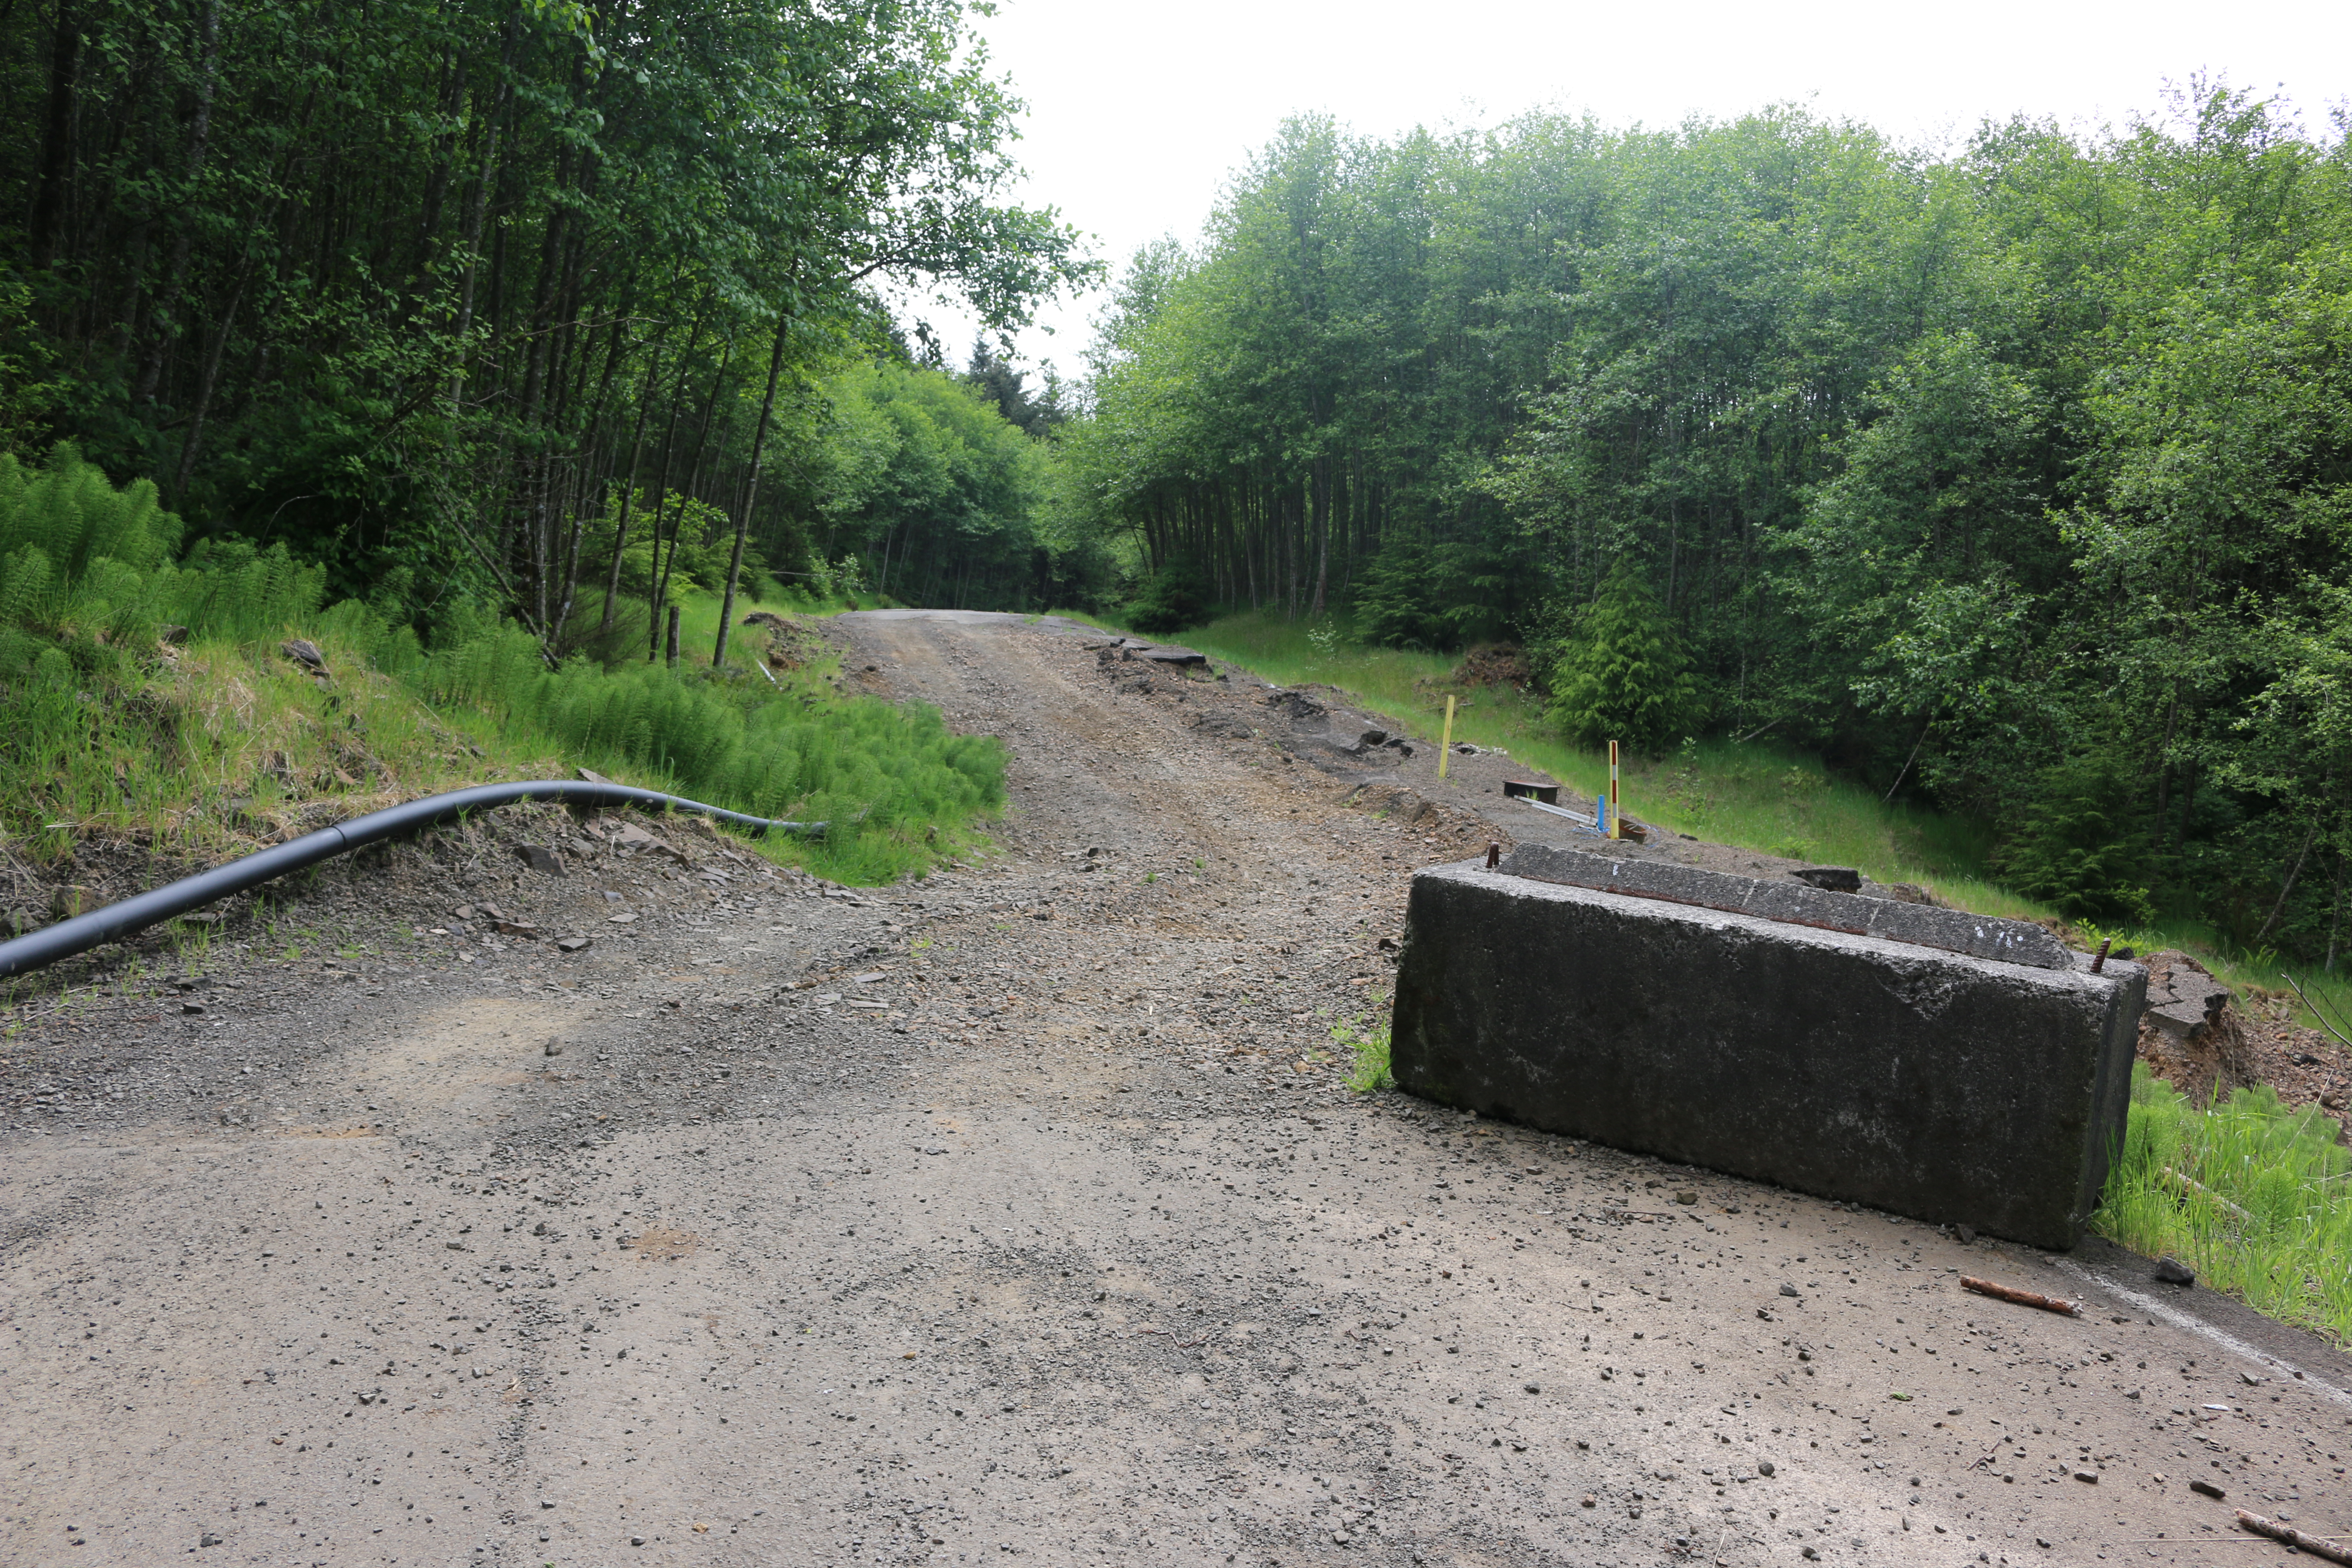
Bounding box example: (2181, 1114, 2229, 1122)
(1608, 739, 1621, 839)
(1438, 695, 1457, 779)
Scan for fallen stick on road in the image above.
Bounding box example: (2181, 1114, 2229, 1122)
(2238, 1510, 2352, 1564)
(1960, 1276, 2082, 1316)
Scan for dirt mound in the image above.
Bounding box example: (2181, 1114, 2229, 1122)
(1450, 642, 1536, 689)
(742, 610, 827, 670)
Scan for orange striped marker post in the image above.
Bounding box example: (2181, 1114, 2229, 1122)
(1608, 740, 1621, 839)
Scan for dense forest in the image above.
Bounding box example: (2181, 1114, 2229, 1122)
(1063, 88, 2352, 961)
(4, 0, 2350, 960)
(0, 0, 1096, 652)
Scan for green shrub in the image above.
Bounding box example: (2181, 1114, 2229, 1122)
(1122, 560, 1210, 634)
(1998, 744, 2154, 925)
(1546, 557, 1698, 752)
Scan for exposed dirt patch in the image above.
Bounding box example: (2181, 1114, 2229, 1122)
(1, 609, 2343, 1567)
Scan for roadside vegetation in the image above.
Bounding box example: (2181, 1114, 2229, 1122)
(2099, 1065, 2352, 1342)
(0, 448, 1003, 891)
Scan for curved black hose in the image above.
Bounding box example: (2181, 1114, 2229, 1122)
(0, 780, 824, 982)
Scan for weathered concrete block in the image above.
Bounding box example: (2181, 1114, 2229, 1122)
(1500, 842, 2073, 969)
(1391, 862, 2145, 1248)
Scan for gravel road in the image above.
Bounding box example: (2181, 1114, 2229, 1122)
(4, 609, 2346, 1568)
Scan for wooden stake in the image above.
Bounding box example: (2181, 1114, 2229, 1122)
(1960, 1275, 2081, 1316)
(1608, 740, 1621, 839)
(1439, 695, 1457, 780)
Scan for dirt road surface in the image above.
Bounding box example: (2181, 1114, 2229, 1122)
(5, 610, 2347, 1568)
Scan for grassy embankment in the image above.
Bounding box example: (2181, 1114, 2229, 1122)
(1105, 606, 2352, 1344)
(0, 447, 1004, 956)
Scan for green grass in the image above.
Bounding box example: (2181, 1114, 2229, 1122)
(0, 445, 1004, 890)
(413, 605, 1004, 884)
(1173, 607, 2006, 902)
(1160, 607, 2352, 1020)
(2096, 1065, 2352, 1343)
(4, 587, 999, 888)
(1333, 1008, 1395, 1093)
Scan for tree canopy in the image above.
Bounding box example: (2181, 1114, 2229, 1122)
(0, 0, 1093, 644)
(1057, 86, 2352, 960)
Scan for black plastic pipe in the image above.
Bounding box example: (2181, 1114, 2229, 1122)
(0, 780, 824, 982)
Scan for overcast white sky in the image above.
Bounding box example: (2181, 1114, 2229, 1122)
(898, 0, 2350, 381)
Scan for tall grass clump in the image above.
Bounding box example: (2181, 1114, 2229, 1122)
(2096, 1065, 2352, 1341)
(419, 625, 1004, 882)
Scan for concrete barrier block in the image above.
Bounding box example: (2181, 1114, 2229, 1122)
(1391, 862, 2145, 1248)
(1499, 842, 2075, 969)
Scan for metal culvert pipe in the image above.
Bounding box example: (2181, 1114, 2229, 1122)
(0, 779, 824, 982)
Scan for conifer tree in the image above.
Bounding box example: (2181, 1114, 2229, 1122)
(1547, 557, 1696, 752)
(1998, 747, 2156, 926)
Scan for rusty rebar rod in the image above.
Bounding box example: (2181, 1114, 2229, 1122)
(2238, 1510, 2352, 1565)
(1960, 1276, 2081, 1317)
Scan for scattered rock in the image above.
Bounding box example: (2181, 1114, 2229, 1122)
(278, 638, 327, 672)
(1779, 1283, 1800, 1297)
(2190, 1479, 2225, 1499)
(1265, 690, 1328, 724)
(2155, 1256, 2196, 1286)
(51, 885, 98, 919)
(1757, 1461, 1775, 1477)
(515, 844, 566, 876)
(544, 1039, 565, 1056)
(158, 623, 189, 646)
(1789, 866, 1862, 893)
(3, 906, 42, 936)
(2072, 1468, 2098, 1483)
(199, 1532, 223, 1547)
(556, 936, 591, 953)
